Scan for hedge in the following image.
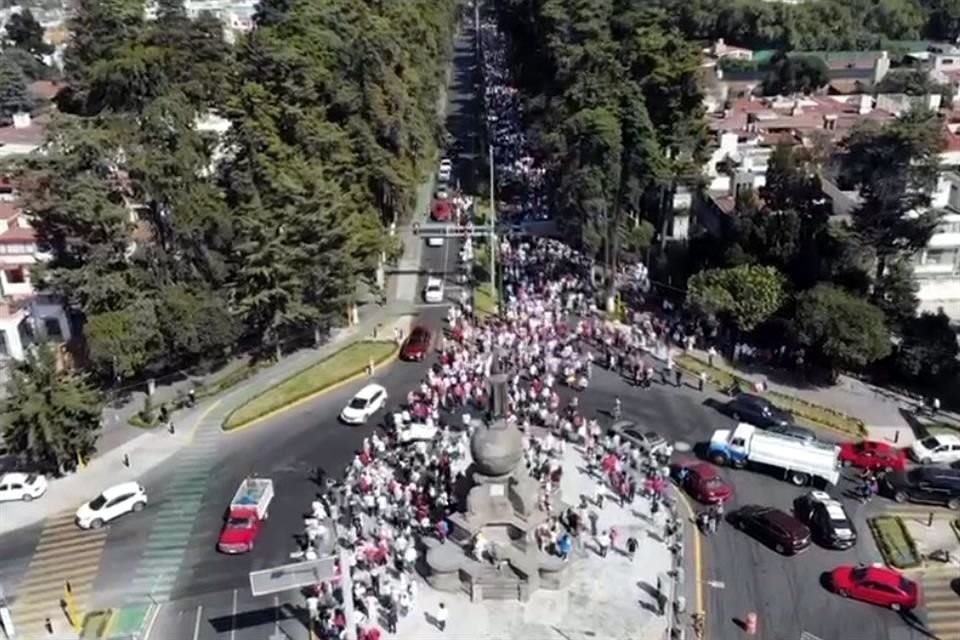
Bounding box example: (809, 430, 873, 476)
(867, 516, 922, 569)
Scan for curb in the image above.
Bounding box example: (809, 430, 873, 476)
(221, 342, 401, 433)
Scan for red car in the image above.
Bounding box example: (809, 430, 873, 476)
(675, 461, 733, 504)
(217, 508, 262, 554)
(839, 440, 906, 473)
(830, 564, 919, 611)
(400, 327, 432, 361)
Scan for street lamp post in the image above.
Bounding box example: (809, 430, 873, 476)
(488, 114, 497, 313)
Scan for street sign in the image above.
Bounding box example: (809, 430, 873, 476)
(414, 223, 493, 238)
(249, 556, 337, 597)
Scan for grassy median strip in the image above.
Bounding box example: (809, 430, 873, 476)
(223, 340, 396, 430)
(475, 282, 498, 317)
(867, 516, 921, 569)
(676, 354, 866, 438)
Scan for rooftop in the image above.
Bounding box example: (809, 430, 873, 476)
(0, 226, 37, 243)
(709, 95, 896, 137)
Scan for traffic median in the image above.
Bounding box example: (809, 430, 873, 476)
(222, 340, 398, 431)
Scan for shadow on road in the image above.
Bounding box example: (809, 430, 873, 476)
(208, 602, 302, 634)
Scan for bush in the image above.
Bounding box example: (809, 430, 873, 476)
(867, 516, 921, 569)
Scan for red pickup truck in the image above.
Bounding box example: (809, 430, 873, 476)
(217, 478, 274, 554)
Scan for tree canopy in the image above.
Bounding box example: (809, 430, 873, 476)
(687, 264, 787, 333)
(13, 0, 456, 383)
(1, 344, 103, 474)
(498, 0, 707, 275)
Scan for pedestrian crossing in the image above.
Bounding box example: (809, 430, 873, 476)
(123, 423, 219, 606)
(922, 570, 960, 640)
(10, 511, 109, 638)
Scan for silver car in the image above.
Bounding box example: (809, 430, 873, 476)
(610, 420, 668, 454)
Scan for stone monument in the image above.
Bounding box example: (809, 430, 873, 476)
(426, 350, 572, 600)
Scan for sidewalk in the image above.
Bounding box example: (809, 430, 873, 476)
(0, 304, 414, 536)
(389, 445, 672, 640)
(686, 348, 918, 444)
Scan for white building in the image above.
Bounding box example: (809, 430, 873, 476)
(0, 198, 71, 362)
(144, 0, 257, 42)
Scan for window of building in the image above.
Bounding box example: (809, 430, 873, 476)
(43, 317, 62, 339)
(925, 249, 958, 265)
(4, 268, 25, 284)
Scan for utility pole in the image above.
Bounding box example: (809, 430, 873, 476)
(488, 114, 498, 312)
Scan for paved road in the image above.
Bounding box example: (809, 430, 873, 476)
(576, 367, 947, 640)
(135, 17, 480, 640)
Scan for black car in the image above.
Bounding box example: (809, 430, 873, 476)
(793, 491, 857, 550)
(726, 393, 793, 428)
(731, 505, 812, 555)
(884, 467, 960, 511)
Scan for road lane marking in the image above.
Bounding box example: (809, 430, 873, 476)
(231, 589, 238, 640)
(192, 605, 203, 640)
(143, 602, 163, 640)
(9, 510, 109, 637)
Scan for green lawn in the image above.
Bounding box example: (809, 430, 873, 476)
(223, 341, 396, 430)
(474, 282, 498, 317)
(675, 354, 866, 438)
(867, 516, 921, 569)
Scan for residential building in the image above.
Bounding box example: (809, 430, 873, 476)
(0, 190, 71, 364)
(144, 0, 257, 42)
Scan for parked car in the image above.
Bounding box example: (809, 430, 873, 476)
(839, 440, 906, 473)
(609, 421, 668, 455)
(673, 461, 733, 504)
(768, 424, 818, 443)
(883, 467, 960, 510)
(400, 327, 432, 361)
(730, 505, 811, 555)
(793, 491, 857, 550)
(830, 564, 920, 611)
(423, 277, 444, 303)
(438, 158, 453, 181)
(0, 472, 48, 502)
(910, 434, 960, 465)
(725, 394, 792, 428)
(339, 384, 388, 425)
(76, 482, 147, 529)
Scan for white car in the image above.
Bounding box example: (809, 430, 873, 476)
(435, 186, 449, 200)
(426, 236, 444, 247)
(439, 158, 453, 172)
(438, 167, 452, 182)
(0, 472, 48, 502)
(910, 434, 960, 465)
(76, 482, 147, 529)
(340, 383, 388, 425)
(423, 277, 444, 303)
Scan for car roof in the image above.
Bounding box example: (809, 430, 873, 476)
(862, 566, 904, 586)
(355, 384, 385, 399)
(688, 462, 720, 478)
(426, 277, 442, 286)
(103, 481, 142, 497)
(0, 472, 32, 482)
(929, 434, 960, 444)
(410, 326, 430, 338)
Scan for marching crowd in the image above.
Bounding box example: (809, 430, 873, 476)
(298, 16, 685, 640)
(302, 233, 684, 640)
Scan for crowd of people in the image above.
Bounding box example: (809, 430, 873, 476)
(304, 231, 683, 640)
(296, 16, 688, 640)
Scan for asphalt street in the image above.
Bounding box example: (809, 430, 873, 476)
(129, 16, 480, 640)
